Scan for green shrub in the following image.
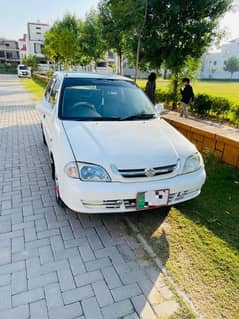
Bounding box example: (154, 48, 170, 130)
(210, 96, 231, 116)
(192, 94, 212, 115)
(155, 89, 174, 103)
(230, 105, 239, 126)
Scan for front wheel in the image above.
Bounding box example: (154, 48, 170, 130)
(54, 167, 65, 208)
(41, 124, 47, 146)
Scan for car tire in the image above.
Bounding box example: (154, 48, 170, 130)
(41, 124, 47, 146)
(160, 206, 171, 217)
(52, 161, 65, 208)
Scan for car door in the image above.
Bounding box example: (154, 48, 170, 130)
(44, 76, 61, 152)
(41, 76, 55, 142)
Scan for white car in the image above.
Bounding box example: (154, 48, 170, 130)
(36, 72, 206, 214)
(17, 64, 31, 78)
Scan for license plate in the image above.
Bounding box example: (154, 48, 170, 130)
(136, 189, 169, 210)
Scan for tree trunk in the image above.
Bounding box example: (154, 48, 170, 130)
(172, 73, 179, 110)
(134, 36, 141, 82)
(119, 50, 122, 75)
(163, 68, 168, 80)
(134, 0, 148, 83)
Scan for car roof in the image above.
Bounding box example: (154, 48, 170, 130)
(54, 71, 133, 82)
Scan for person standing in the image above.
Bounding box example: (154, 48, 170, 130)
(145, 72, 156, 104)
(180, 77, 194, 118)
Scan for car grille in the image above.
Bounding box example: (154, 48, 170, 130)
(82, 199, 136, 210)
(168, 188, 200, 203)
(118, 164, 177, 178)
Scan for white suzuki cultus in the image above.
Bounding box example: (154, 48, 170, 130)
(37, 72, 206, 213)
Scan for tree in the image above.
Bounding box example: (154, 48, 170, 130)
(22, 54, 38, 71)
(98, 0, 125, 74)
(224, 56, 239, 78)
(98, 0, 149, 77)
(140, 0, 232, 101)
(79, 10, 107, 70)
(44, 14, 80, 68)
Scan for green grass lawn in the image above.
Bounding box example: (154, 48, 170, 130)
(129, 157, 239, 319)
(137, 79, 239, 104)
(20, 77, 46, 101)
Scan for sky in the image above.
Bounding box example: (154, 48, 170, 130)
(0, 0, 239, 42)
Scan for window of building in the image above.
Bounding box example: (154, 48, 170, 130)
(0, 51, 4, 58)
(36, 32, 41, 35)
(34, 43, 41, 54)
(36, 26, 41, 30)
(213, 61, 217, 65)
(6, 52, 13, 59)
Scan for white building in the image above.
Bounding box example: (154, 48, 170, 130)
(27, 22, 49, 59)
(201, 38, 239, 79)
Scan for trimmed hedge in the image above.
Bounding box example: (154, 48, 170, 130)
(192, 94, 231, 117)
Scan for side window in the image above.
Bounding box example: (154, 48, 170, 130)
(49, 78, 60, 107)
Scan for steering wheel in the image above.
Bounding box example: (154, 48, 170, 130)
(71, 101, 95, 111)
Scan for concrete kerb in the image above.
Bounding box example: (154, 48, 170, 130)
(124, 216, 205, 319)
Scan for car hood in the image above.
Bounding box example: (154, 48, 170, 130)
(62, 118, 196, 169)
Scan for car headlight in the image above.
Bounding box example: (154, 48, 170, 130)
(64, 162, 111, 182)
(182, 153, 203, 174)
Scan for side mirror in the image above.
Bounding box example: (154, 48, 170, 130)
(155, 103, 165, 115)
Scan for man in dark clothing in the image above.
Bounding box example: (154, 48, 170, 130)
(180, 77, 194, 118)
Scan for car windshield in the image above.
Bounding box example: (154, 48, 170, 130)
(19, 66, 27, 70)
(59, 78, 156, 121)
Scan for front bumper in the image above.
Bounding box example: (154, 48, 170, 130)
(59, 168, 206, 213)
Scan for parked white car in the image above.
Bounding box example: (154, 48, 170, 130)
(17, 64, 31, 78)
(36, 72, 206, 214)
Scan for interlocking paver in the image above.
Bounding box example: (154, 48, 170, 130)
(0, 305, 29, 319)
(62, 285, 94, 304)
(30, 299, 48, 319)
(28, 272, 58, 289)
(0, 285, 11, 310)
(45, 283, 64, 310)
(12, 287, 44, 307)
(82, 297, 103, 319)
(101, 266, 122, 289)
(92, 280, 114, 307)
(0, 75, 183, 319)
(75, 270, 103, 287)
(111, 283, 141, 302)
(101, 299, 134, 319)
(12, 270, 27, 294)
(48, 302, 83, 319)
(69, 255, 86, 276)
(57, 267, 75, 291)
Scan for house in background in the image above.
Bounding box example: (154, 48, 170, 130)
(27, 21, 49, 62)
(0, 39, 20, 64)
(200, 38, 239, 79)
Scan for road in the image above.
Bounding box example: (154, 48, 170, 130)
(0, 74, 181, 319)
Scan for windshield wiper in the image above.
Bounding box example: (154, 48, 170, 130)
(119, 113, 156, 121)
(63, 117, 121, 121)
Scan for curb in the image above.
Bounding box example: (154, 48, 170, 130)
(124, 216, 205, 319)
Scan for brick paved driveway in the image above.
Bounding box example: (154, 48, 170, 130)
(0, 75, 180, 319)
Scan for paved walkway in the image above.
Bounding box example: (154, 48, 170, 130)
(0, 75, 181, 319)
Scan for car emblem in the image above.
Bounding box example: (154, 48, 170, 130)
(145, 168, 156, 177)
